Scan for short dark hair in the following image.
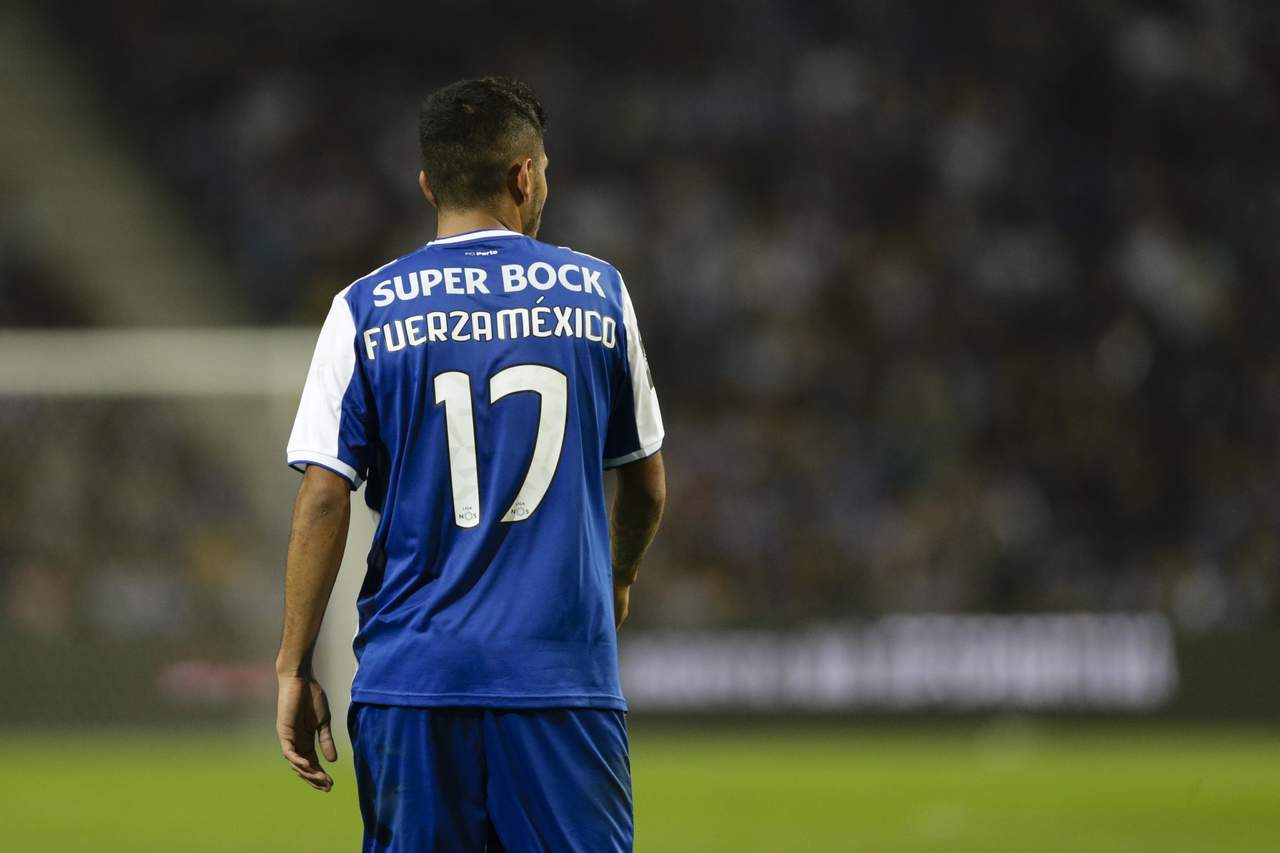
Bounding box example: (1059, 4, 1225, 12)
(418, 76, 547, 209)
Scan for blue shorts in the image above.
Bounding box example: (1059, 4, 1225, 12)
(348, 703, 633, 852)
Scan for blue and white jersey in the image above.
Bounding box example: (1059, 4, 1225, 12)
(287, 228, 662, 709)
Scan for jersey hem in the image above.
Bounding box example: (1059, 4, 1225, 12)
(350, 688, 628, 711)
(604, 439, 663, 469)
(287, 451, 363, 489)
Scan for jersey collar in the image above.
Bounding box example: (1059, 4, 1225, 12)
(428, 228, 524, 246)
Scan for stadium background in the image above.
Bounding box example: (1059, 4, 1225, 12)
(2, 1, 1278, 850)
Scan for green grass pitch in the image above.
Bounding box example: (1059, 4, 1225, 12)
(2, 724, 1277, 851)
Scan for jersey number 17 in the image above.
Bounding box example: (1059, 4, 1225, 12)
(433, 364, 567, 528)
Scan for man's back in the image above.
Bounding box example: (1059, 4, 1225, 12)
(287, 227, 663, 708)
(276, 77, 664, 851)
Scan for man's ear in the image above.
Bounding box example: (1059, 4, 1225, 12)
(419, 171, 438, 208)
(507, 158, 533, 206)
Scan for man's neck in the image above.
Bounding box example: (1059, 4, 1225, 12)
(435, 208, 519, 240)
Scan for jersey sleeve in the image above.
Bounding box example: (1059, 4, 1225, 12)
(286, 291, 376, 488)
(604, 277, 664, 468)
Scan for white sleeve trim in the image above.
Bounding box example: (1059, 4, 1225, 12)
(287, 293, 363, 484)
(287, 451, 363, 488)
(604, 439, 663, 469)
(619, 276, 665, 451)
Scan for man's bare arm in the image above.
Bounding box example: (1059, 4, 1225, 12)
(277, 465, 351, 673)
(611, 451, 665, 628)
(275, 465, 351, 791)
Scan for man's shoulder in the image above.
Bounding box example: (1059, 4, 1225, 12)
(339, 246, 431, 303)
(536, 239, 622, 280)
(522, 239, 629, 308)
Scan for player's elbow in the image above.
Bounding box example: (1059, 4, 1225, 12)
(641, 471, 666, 518)
(296, 465, 352, 519)
(617, 451, 666, 519)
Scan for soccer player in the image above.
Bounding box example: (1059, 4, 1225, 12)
(274, 77, 665, 852)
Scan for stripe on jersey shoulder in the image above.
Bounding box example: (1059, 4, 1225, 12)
(352, 257, 401, 286)
(557, 245, 612, 266)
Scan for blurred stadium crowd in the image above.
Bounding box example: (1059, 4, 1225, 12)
(4, 0, 1279, 643)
